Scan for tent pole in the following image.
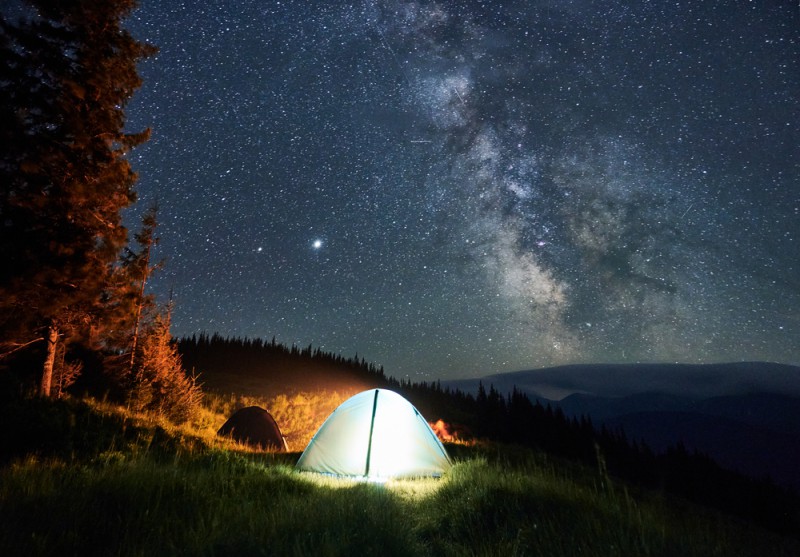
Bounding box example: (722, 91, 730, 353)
(364, 389, 380, 477)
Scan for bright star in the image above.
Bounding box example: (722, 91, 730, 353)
(312, 239, 323, 250)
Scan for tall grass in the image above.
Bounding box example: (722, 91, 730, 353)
(201, 389, 354, 451)
(2, 397, 798, 556)
(1, 452, 423, 557)
(413, 450, 776, 557)
(2, 442, 798, 556)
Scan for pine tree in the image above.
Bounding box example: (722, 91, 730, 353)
(0, 0, 155, 395)
(104, 202, 203, 423)
(102, 203, 161, 378)
(124, 203, 160, 377)
(128, 306, 202, 423)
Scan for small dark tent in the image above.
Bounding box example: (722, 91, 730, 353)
(217, 406, 287, 451)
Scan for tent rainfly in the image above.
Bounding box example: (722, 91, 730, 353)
(296, 388, 451, 479)
(217, 406, 288, 451)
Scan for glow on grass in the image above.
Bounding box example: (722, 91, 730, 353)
(294, 468, 447, 500)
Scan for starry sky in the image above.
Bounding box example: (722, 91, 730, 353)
(121, 0, 800, 380)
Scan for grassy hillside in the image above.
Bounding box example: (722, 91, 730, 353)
(1, 396, 798, 556)
(204, 388, 357, 451)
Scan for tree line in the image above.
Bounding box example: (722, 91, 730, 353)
(177, 333, 387, 385)
(392, 378, 800, 538)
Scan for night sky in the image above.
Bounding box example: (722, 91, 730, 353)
(122, 1, 799, 380)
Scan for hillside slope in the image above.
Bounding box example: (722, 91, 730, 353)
(1, 397, 798, 557)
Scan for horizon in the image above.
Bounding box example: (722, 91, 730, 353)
(441, 360, 800, 397)
(179, 332, 800, 384)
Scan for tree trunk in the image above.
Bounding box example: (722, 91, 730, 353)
(40, 323, 59, 397)
(128, 204, 157, 377)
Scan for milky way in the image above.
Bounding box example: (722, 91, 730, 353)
(123, 0, 800, 379)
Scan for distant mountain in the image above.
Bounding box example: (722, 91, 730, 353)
(557, 392, 692, 422)
(603, 410, 800, 490)
(443, 362, 800, 490)
(691, 392, 800, 437)
(443, 362, 800, 400)
(561, 391, 800, 490)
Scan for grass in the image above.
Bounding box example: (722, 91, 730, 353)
(1, 451, 422, 557)
(1, 397, 798, 556)
(202, 389, 356, 451)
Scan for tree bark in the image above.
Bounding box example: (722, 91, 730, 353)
(40, 323, 59, 397)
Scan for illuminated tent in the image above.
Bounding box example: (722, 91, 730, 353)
(296, 389, 451, 479)
(217, 406, 287, 451)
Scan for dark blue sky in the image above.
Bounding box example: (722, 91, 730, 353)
(123, 0, 799, 380)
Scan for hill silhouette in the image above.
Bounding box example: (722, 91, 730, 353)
(177, 333, 388, 396)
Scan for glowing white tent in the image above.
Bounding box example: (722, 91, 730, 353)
(296, 389, 452, 479)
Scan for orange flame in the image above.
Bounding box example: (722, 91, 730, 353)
(430, 419, 455, 442)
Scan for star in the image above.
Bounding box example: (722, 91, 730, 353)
(121, 0, 799, 380)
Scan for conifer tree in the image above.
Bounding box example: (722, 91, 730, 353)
(128, 305, 202, 423)
(125, 204, 160, 376)
(102, 202, 161, 377)
(0, 0, 155, 395)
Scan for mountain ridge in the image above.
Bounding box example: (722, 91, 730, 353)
(442, 362, 800, 490)
(442, 361, 800, 400)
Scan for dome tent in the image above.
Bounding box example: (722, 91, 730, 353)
(296, 389, 451, 479)
(217, 406, 287, 451)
